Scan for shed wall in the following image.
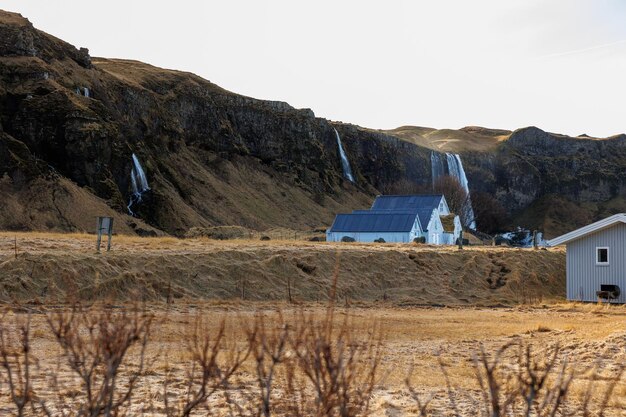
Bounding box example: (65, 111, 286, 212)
(566, 223, 626, 303)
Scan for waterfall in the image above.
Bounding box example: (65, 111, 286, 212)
(334, 128, 355, 182)
(446, 153, 476, 229)
(132, 154, 149, 191)
(430, 151, 446, 187)
(127, 153, 150, 215)
(83, 87, 90, 98)
(431, 151, 476, 229)
(130, 168, 139, 195)
(445, 153, 469, 193)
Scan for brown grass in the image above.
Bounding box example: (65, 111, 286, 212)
(0, 303, 623, 416)
(0, 232, 565, 306)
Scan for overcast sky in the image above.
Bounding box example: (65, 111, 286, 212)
(3, 0, 626, 137)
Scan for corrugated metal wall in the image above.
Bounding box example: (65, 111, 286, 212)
(567, 223, 626, 303)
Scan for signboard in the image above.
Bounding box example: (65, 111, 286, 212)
(96, 216, 114, 252)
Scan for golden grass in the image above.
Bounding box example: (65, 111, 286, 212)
(2, 303, 624, 415)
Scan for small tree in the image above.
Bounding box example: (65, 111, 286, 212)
(433, 175, 473, 227)
(472, 192, 507, 234)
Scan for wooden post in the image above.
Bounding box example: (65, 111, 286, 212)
(14, 235, 17, 259)
(96, 217, 102, 253)
(458, 230, 464, 250)
(287, 276, 292, 304)
(532, 230, 538, 249)
(106, 218, 114, 252)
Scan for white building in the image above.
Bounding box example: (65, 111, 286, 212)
(548, 213, 626, 303)
(326, 194, 462, 244)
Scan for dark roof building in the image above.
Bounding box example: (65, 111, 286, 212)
(329, 213, 418, 233)
(326, 194, 460, 244)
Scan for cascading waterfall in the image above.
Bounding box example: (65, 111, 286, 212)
(446, 154, 469, 192)
(127, 153, 150, 215)
(334, 128, 355, 182)
(431, 151, 476, 229)
(430, 151, 446, 187)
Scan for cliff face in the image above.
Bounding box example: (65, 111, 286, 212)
(0, 11, 434, 235)
(462, 127, 626, 236)
(1, 10, 625, 238)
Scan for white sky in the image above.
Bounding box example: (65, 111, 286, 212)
(3, 0, 626, 137)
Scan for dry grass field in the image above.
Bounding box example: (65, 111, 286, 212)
(0, 233, 623, 416)
(0, 232, 565, 305)
(0, 303, 624, 416)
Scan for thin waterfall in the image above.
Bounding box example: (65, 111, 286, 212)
(431, 151, 476, 229)
(132, 154, 149, 190)
(430, 151, 446, 188)
(130, 168, 139, 195)
(446, 153, 469, 193)
(127, 153, 150, 215)
(334, 128, 355, 182)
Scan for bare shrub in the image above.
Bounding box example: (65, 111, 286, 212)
(433, 175, 474, 226)
(228, 312, 290, 417)
(289, 306, 384, 417)
(407, 340, 626, 417)
(472, 191, 507, 234)
(45, 304, 152, 417)
(165, 315, 249, 417)
(0, 313, 42, 417)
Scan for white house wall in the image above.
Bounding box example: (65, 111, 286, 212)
(438, 197, 450, 215)
(326, 231, 416, 243)
(566, 223, 626, 303)
(426, 211, 447, 245)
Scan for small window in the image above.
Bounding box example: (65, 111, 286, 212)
(596, 247, 609, 265)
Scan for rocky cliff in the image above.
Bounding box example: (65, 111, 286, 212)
(1, 10, 624, 238)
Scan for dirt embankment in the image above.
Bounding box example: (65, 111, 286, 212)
(0, 233, 565, 305)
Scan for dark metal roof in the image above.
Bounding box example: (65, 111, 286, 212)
(415, 208, 436, 231)
(371, 195, 444, 211)
(329, 213, 418, 233)
(351, 208, 433, 231)
(329, 195, 445, 234)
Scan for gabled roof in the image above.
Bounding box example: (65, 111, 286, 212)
(352, 209, 431, 232)
(328, 213, 418, 233)
(416, 208, 437, 231)
(369, 195, 444, 231)
(547, 213, 626, 246)
(371, 195, 444, 212)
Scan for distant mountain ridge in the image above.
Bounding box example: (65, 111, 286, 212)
(1, 9, 625, 238)
(385, 125, 623, 153)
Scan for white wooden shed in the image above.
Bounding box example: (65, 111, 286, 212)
(548, 213, 626, 303)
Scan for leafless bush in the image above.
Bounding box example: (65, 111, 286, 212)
(164, 315, 249, 417)
(407, 340, 626, 417)
(226, 312, 290, 417)
(434, 175, 474, 226)
(249, 313, 289, 417)
(0, 313, 43, 417)
(289, 306, 383, 417)
(45, 304, 152, 417)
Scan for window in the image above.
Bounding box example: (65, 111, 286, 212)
(596, 247, 609, 265)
